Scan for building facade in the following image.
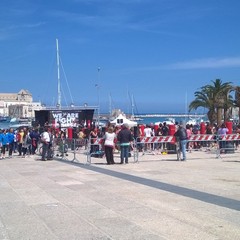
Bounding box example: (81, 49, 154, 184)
(0, 89, 43, 118)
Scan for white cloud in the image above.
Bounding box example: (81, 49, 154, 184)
(165, 57, 240, 70)
(21, 22, 46, 28)
(126, 57, 240, 73)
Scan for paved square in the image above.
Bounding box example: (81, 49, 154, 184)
(0, 149, 240, 239)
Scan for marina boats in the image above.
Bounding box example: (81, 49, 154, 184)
(186, 117, 204, 126)
(154, 116, 205, 127)
(9, 117, 32, 129)
(0, 116, 10, 122)
(0, 116, 32, 130)
(155, 117, 176, 126)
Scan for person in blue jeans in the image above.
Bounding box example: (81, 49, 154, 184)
(7, 128, 15, 158)
(117, 123, 134, 164)
(174, 123, 188, 161)
(0, 129, 8, 159)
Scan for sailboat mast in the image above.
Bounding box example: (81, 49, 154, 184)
(131, 94, 134, 118)
(56, 38, 61, 109)
(109, 94, 112, 116)
(185, 91, 188, 124)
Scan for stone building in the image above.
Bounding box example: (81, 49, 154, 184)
(0, 89, 43, 118)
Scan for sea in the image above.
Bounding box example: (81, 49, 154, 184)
(0, 121, 11, 130)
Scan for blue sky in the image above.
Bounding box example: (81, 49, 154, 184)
(1, 0, 240, 114)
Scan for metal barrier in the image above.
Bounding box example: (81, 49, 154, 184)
(69, 138, 89, 162)
(86, 138, 105, 164)
(188, 134, 240, 158)
(187, 134, 216, 153)
(217, 134, 240, 158)
(135, 134, 240, 160)
(135, 136, 176, 157)
(38, 138, 89, 163)
(37, 134, 240, 163)
(86, 138, 138, 164)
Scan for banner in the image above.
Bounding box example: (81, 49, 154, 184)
(50, 110, 79, 128)
(35, 109, 95, 128)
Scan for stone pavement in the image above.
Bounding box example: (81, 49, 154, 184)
(0, 148, 240, 240)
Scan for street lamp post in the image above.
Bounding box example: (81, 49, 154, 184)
(97, 67, 100, 127)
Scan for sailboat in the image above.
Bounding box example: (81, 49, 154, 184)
(129, 94, 143, 121)
(37, 39, 96, 129)
(55, 38, 75, 109)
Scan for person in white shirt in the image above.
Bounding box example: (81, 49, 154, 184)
(40, 127, 50, 161)
(104, 126, 116, 164)
(143, 124, 154, 152)
(144, 125, 153, 137)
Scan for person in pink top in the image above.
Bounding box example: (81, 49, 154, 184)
(186, 124, 193, 153)
(218, 123, 229, 152)
(218, 123, 229, 137)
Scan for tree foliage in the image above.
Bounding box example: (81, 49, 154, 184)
(189, 79, 234, 125)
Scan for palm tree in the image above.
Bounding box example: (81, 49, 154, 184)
(206, 79, 233, 124)
(222, 89, 234, 122)
(189, 79, 233, 125)
(234, 86, 240, 120)
(189, 85, 216, 124)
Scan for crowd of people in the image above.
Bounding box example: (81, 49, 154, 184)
(0, 120, 239, 162)
(0, 126, 70, 160)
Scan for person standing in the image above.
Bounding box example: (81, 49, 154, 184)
(117, 124, 133, 164)
(29, 128, 41, 155)
(217, 123, 229, 136)
(217, 123, 229, 152)
(143, 124, 154, 152)
(17, 129, 24, 156)
(174, 122, 188, 161)
(103, 126, 116, 164)
(186, 124, 193, 153)
(40, 127, 50, 161)
(0, 129, 8, 159)
(161, 122, 169, 151)
(0, 130, 2, 159)
(161, 122, 169, 136)
(7, 128, 15, 158)
(21, 129, 31, 158)
(89, 127, 99, 154)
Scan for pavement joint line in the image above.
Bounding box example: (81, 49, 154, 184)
(55, 158, 240, 212)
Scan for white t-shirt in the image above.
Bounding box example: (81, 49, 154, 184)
(144, 127, 153, 137)
(41, 131, 50, 143)
(104, 132, 116, 147)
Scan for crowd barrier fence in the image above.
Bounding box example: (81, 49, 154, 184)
(135, 136, 176, 158)
(187, 134, 240, 158)
(86, 138, 138, 164)
(42, 137, 89, 163)
(38, 134, 240, 163)
(135, 134, 240, 160)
